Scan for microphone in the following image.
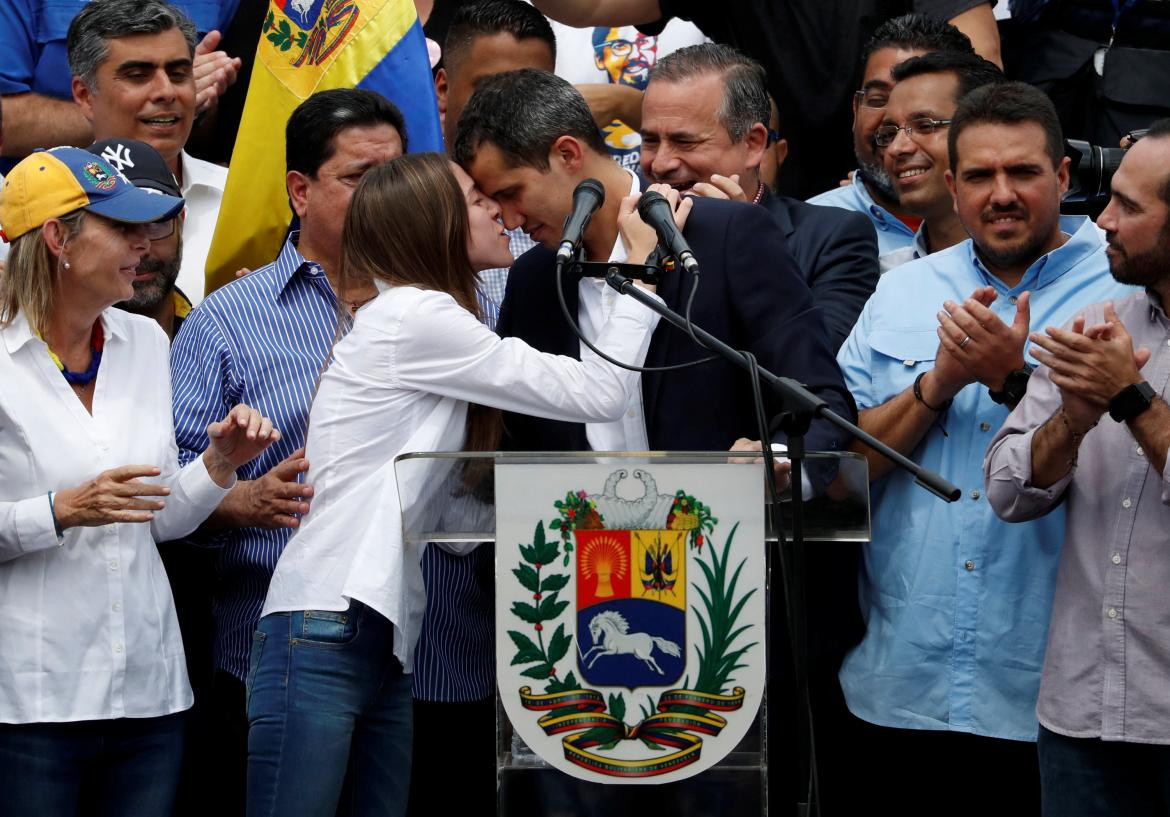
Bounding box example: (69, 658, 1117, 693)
(556, 178, 606, 264)
(637, 190, 699, 275)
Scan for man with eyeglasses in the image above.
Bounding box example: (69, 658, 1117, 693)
(831, 81, 1135, 813)
(875, 50, 1003, 269)
(91, 139, 190, 341)
(807, 14, 975, 271)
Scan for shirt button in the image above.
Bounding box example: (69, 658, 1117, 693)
(965, 560, 975, 571)
(903, 359, 916, 367)
(114, 643, 124, 653)
(1136, 446, 1145, 457)
(970, 489, 981, 500)
(1107, 608, 1119, 619)
(1009, 296, 1018, 305)
(108, 559, 119, 570)
(112, 601, 122, 612)
(1111, 553, 1121, 565)
(1122, 498, 1133, 509)
(1165, 338, 1170, 348)
(626, 408, 636, 418)
(980, 421, 991, 432)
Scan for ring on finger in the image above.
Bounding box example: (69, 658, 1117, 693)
(959, 335, 972, 349)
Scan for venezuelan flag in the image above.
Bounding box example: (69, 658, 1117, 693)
(204, 0, 441, 292)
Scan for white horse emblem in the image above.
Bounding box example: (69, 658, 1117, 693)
(580, 610, 681, 675)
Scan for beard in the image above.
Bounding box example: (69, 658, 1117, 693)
(1108, 227, 1170, 289)
(855, 151, 898, 202)
(117, 254, 181, 313)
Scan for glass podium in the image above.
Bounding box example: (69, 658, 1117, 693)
(395, 451, 870, 817)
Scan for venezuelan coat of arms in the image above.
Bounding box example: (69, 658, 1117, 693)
(496, 463, 766, 783)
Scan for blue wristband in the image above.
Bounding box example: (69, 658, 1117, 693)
(47, 491, 63, 538)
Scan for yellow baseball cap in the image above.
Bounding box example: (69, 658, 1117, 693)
(0, 146, 184, 243)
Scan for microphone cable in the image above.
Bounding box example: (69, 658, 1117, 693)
(554, 257, 719, 374)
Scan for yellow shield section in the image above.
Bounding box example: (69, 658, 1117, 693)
(631, 530, 687, 612)
(260, 0, 411, 97)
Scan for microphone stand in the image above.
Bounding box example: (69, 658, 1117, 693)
(603, 266, 960, 500)
(602, 265, 958, 816)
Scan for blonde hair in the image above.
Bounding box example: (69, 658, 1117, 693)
(0, 210, 86, 335)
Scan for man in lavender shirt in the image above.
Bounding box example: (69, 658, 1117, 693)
(985, 119, 1170, 817)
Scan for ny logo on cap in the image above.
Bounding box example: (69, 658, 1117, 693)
(100, 144, 136, 173)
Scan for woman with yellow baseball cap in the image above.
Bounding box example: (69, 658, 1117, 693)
(0, 146, 279, 815)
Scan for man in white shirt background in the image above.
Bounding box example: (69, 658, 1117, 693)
(67, 0, 226, 305)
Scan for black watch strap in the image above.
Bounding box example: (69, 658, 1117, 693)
(1109, 381, 1157, 423)
(989, 365, 1035, 408)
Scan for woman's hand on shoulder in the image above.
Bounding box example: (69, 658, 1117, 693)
(52, 465, 170, 528)
(203, 404, 281, 487)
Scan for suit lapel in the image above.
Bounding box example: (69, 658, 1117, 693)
(641, 253, 684, 434)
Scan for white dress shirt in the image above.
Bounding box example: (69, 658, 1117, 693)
(262, 284, 660, 670)
(0, 308, 232, 723)
(579, 170, 653, 452)
(177, 150, 227, 306)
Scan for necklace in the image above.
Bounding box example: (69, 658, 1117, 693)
(42, 321, 104, 386)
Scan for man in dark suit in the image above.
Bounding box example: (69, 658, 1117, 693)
(640, 43, 880, 350)
(455, 65, 855, 816)
(454, 67, 855, 460)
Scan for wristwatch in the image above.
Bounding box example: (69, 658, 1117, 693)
(1108, 381, 1157, 423)
(989, 365, 1035, 408)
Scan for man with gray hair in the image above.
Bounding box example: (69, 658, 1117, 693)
(67, 0, 228, 304)
(641, 42, 879, 349)
(0, 0, 238, 171)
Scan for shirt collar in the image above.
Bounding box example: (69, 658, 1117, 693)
(965, 215, 1101, 295)
(851, 171, 904, 230)
(1146, 289, 1170, 327)
(179, 150, 224, 196)
(3, 307, 128, 355)
(912, 223, 930, 259)
(605, 170, 641, 265)
(272, 232, 330, 300)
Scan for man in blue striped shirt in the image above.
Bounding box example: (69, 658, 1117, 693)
(169, 88, 405, 816)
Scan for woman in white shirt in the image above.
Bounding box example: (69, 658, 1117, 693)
(246, 153, 684, 817)
(0, 146, 278, 815)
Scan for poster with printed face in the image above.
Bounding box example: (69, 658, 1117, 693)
(496, 463, 765, 784)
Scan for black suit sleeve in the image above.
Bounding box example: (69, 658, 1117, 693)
(798, 205, 879, 351)
(714, 201, 857, 455)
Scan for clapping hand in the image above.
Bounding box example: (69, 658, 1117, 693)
(193, 31, 242, 115)
(1030, 304, 1152, 431)
(936, 286, 1031, 389)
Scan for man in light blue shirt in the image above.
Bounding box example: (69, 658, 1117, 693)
(835, 82, 1136, 812)
(807, 14, 975, 267)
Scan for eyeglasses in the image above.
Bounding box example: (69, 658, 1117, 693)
(145, 219, 176, 240)
(854, 89, 889, 110)
(592, 36, 654, 58)
(874, 116, 953, 147)
(101, 216, 176, 241)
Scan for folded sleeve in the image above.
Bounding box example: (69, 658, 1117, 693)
(984, 362, 1072, 522)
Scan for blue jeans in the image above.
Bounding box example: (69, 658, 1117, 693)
(1039, 725, 1170, 817)
(246, 600, 413, 817)
(0, 712, 185, 817)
